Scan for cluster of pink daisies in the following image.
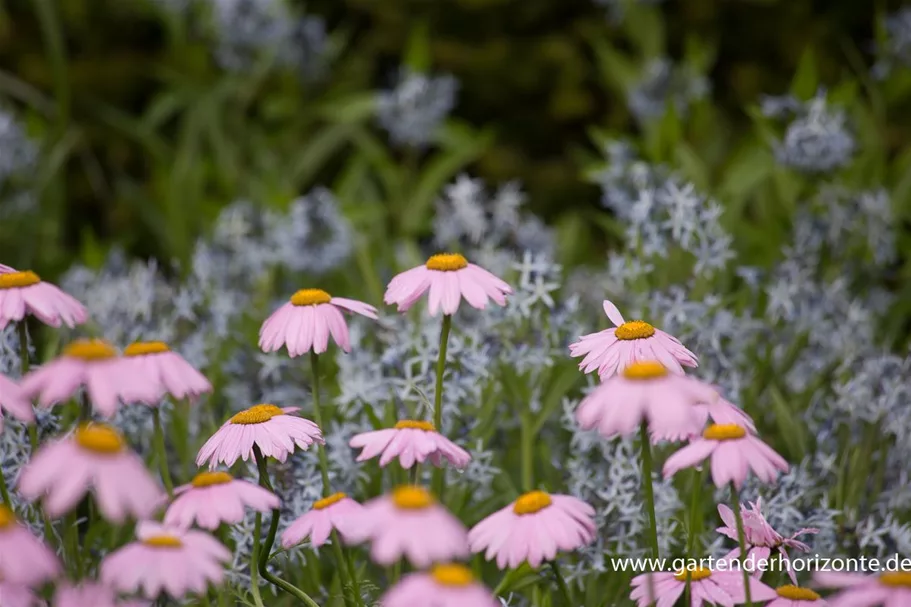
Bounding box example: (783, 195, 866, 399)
(0, 258, 904, 606)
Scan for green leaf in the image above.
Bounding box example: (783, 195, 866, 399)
(289, 122, 356, 189)
(623, 3, 666, 58)
(404, 20, 432, 73)
(790, 47, 819, 99)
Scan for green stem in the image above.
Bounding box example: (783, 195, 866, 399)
(345, 548, 364, 607)
(0, 465, 11, 509)
(330, 530, 358, 607)
(685, 468, 702, 605)
(17, 323, 38, 451)
(731, 484, 753, 607)
(152, 408, 174, 497)
(638, 422, 658, 607)
(308, 352, 332, 494)
(431, 314, 452, 498)
(80, 393, 92, 422)
(250, 512, 266, 607)
(520, 412, 534, 491)
(549, 561, 573, 606)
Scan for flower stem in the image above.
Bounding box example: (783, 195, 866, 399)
(549, 561, 573, 605)
(0, 465, 11, 508)
(16, 323, 38, 451)
(431, 314, 452, 498)
(638, 422, 659, 606)
(520, 412, 534, 491)
(731, 484, 753, 607)
(250, 512, 266, 607)
(152, 408, 173, 497)
(685, 468, 702, 605)
(308, 352, 332, 494)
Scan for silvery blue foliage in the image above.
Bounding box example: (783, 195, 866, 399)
(873, 8, 911, 78)
(627, 58, 709, 122)
(376, 70, 458, 147)
(765, 91, 855, 173)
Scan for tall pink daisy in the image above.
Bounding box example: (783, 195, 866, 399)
(814, 571, 911, 606)
(0, 268, 88, 330)
(569, 300, 697, 378)
(344, 485, 469, 567)
(164, 471, 279, 530)
(767, 585, 828, 606)
(349, 420, 471, 469)
(18, 422, 164, 522)
(468, 490, 596, 569)
(381, 564, 500, 607)
(196, 404, 323, 469)
(281, 492, 363, 549)
(0, 505, 61, 586)
(117, 342, 212, 405)
(631, 567, 777, 607)
(259, 289, 377, 356)
(383, 253, 511, 316)
(0, 372, 34, 430)
(0, 583, 39, 607)
(575, 360, 716, 442)
(662, 423, 789, 488)
(101, 522, 230, 599)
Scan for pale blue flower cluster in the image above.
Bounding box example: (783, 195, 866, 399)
(376, 70, 459, 147)
(627, 58, 709, 122)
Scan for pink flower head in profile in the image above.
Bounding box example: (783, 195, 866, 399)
(0, 504, 60, 587)
(0, 372, 34, 430)
(766, 585, 828, 607)
(118, 342, 212, 405)
(349, 420, 471, 469)
(696, 394, 756, 434)
(631, 567, 776, 607)
(717, 498, 817, 584)
(164, 471, 279, 530)
(0, 268, 88, 330)
(54, 581, 149, 607)
(468, 491, 596, 569)
(814, 571, 911, 607)
(18, 422, 163, 522)
(259, 289, 377, 356)
(575, 360, 716, 442)
(19, 339, 129, 417)
(282, 492, 363, 549)
(663, 423, 789, 489)
(383, 253, 512, 316)
(196, 404, 323, 469)
(569, 300, 698, 379)
(344, 485, 469, 567)
(381, 564, 500, 607)
(101, 521, 230, 599)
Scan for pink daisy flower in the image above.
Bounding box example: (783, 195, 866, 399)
(631, 567, 777, 607)
(344, 485, 469, 567)
(383, 253, 512, 316)
(717, 499, 817, 584)
(0, 583, 39, 607)
(281, 492, 363, 549)
(0, 268, 88, 330)
(196, 404, 323, 469)
(259, 289, 377, 356)
(381, 564, 500, 607)
(164, 471, 279, 530)
(662, 423, 789, 489)
(118, 342, 212, 405)
(19, 339, 129, 417)
(349, 420, 471, 469)
(0, 372, 34, 430)
(0, 505, 60, 587)
(101, 522, 230, 599)
(696, 395, 757, 434)
(814, 571, 911, 607)
(575, 360, 716, 442)
(18, 422, 164, 522)
(767, 585, 828, 606)
(468, 490, 596, 569)
(53, 582, 149, 607)
(569, 300, 698, 379)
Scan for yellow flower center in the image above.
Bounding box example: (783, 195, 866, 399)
(394, 420, 436, 432)
(143, 535, 184, 549)
(63, 339, 117, 361)
(124, 341, 170, 357)
(391, 486, 434, 510)
(74, 423, 124, 454)
(674, 567, 712, 582)
(290, 289, 332, 306)
(431, 564, 474, 586)
(513, 491, 552, 515)
(0, 271, 41, 289)
(425, 253, 468, 272)
(0, 505, 16, 529)
(191, 471, 233, 488)
(614, 320, 656, 340)
(314, 492, 347, 510)
(702, 424, 747, 441)
(229, 404, 285, 425)
(622, 361, 669, 380)
(776, 585, 821, 600)
(880, 572, 911, 587)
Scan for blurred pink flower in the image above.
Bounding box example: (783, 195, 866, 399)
(381, 565, 499, 607)
(196, 404, 323, 469)
(53, 582, 146, 607)
(118, 342, 211, 405)
(0, 372, 34, 430)
(468, 491, 596, 569)
(766, 585, 828, 606)
(18, 423, 163, 522)
(101, 522, 230, 599)
(0, 268, 87, 330)
(696, 395, 756, 434)
(281, 492, 363, 549)
(814, 571, 911, 607)
(349, 420, 471, 469)
(631, 567, 776, 607)
(259, 289, 377, 356)
(0, 505, 60, 587)
(569, 300, 697, 379)
(344, 485, 469, 567)
(383, 253, 511, 316)
(0, 583, 39, 607)
(164, 471, 279, 530)
(662, 423, 789, 489)
(575, 360, 715, 441)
